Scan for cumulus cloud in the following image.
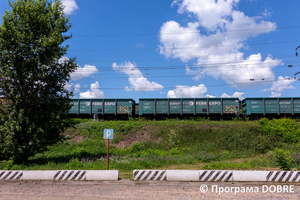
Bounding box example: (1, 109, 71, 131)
(71, 64, 98, 80)
(74, 83, 81, 93)
(64, 82, 73, 91)
(60, 0, 79, 15)
(159, 0, 281, 88)
(173, 0, 239, 31)
(112, 61, 164, 92)
(58, 57, 98, 81)
(221, 92, 245, 100)
(263, 76, 296, 97)
(206, 94, 216, 98)
(79, 81, 105, 98)
(167, 84, 213, 98)
(270, 92, 281, 97)
(63, 82, 80, 93)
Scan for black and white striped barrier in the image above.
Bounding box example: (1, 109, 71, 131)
(0, 170, 118, 181)
(0, 171, 22, 180)
(54, 170, 86, 181)
(133, 170, 300, 182)
(267, 171, 300, 182)
(133, 170, 166, 181)
(199, 170, 233, 182)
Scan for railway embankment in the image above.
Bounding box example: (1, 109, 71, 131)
(1, 118, 300, 179)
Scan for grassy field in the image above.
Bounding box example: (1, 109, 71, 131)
(1, 118, 300, 179)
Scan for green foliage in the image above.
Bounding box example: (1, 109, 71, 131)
(130, 142, 145, 153)
(0, 0, 78, 163)
(165, 129, 179, 149)
(259, 118, 300, 144)
(202, 122, 276, 154)
(2, 119, 300, 172)
(274, 148, 294, 171)
(66, 158, 84, 169)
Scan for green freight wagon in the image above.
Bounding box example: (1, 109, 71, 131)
(242, 97, 300, 119)
(139, 98, 239, 120)
(68, 98, 135, 120)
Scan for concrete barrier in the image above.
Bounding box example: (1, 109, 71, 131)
(0, 170, 119, 181)
(199, 170, 233, 182)
(0, 171, 22, 180)
(23, 171, 57, 181)
(54, 170, 86, 181)
(133, 170, 166, 181)
(267, 171, 300, 182)
(233, 171, 267, 182)
(86, 170, 119, 181)
(167, 170, 199, 181)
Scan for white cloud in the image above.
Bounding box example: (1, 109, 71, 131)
(270, 92, 281, 97)
(174, 0, 239, 31)
(64, 82, 73, 90)
(167, 84, 213, 98)
(159, 0, 281, 88)
(58, 57, 98, 81)
(112, 61, 164, 92)
(263, 76, 296, 97)
(79, 81, 105, 98)
(63, 82, 80, 93)
(206, 94, 216, 98)
(71, 64, 98, 81)
(221, 92, 245, 100)
(261, 9, 273, 18)
(74, 83, 81, 93)
(60, 0, 79, 15)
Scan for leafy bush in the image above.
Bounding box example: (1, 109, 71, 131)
(259, 118, 300, 144)
(274, 148, 294, 170)
(130, 142, 145, 153)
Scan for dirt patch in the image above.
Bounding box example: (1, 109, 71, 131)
(115, 125, 161, 148)
(69, 135, 84, 144)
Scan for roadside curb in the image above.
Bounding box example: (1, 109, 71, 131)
(0, 170, 119, 181)
(133, 170, 300, 182)
(133, 170, 166, 181)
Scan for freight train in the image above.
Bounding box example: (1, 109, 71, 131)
(68, 97, 300, 120)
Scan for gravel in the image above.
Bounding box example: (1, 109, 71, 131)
(0, 180, 300, 200)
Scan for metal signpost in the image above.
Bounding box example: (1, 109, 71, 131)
(103, 129, 114, 170)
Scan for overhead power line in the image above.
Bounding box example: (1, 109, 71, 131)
(73, 26, 300, 37)
(68, 40, 300, 52)
(66, 79, 296, 90)
(69, 62, 300, 72)
(75, 54, 297, 63)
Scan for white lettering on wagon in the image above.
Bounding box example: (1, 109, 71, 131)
(209, 101, 221, 106)
(279, 102, 291, 105)
(105, 102, 115, 106)
(196, 102, 207, 106)
(169, 102, 180, 106)
(92, 102, 102, 106)
(80, 101, 90, 106)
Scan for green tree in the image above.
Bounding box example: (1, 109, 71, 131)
(0, 0, 77, 163)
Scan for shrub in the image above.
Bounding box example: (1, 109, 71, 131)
(274, 148, 293, 171)
(130, 142, 145, 153)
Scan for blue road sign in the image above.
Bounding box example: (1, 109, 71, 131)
(103, 129, 114, 139)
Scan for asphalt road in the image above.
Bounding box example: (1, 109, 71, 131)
(0, 180, 300, 200)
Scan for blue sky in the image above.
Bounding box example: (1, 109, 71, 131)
(1, 0, 300, 102)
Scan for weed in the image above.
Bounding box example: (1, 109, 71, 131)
(274, 148, 293, 171)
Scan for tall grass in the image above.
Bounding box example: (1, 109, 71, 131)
(1, 118, 300, 172)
